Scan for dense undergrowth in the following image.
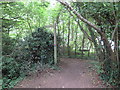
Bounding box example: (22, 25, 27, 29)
(91, 60, 120, 87)
(2, 28, 61, 89)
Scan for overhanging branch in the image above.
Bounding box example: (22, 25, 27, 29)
(56, 0, 101, 32)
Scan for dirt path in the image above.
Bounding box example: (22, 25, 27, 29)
(15, 58, 107, 88)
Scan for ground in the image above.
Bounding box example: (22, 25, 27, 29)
(15, 58, 107, 88)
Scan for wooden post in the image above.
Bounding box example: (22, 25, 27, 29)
(54, 22, 57, 65)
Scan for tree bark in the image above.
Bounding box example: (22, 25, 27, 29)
(27, 14, 32, 34)
(88, 25, 104, 61)
(67, 16, 71, 56)
(81, 34, 85, 58)
(74, 25, 78, 57)
(62, 21, 65, 55)
(54, 22, 57, 65)
(56, 13, 60, 61)
(77, 20, 93, 42)
(71, 19, 74, 41)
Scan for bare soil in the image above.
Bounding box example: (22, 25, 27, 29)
(15, 58, 107, 88)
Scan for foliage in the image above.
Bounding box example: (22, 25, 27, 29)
(1, 1, 54, 89)
(71, 2, 119, 87)
(2, 56, 20, 88)
(28, 28, 54, 64)
(2, 27, 62, 89)
(2, 33, 16, 55)
(1, 1, 119, 89)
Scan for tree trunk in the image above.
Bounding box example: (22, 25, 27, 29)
(54, 22, 57, 65)
(67, 17, 71, 56)
(88, 42, 92, 57)
(74, 25, 78, 57)
(27, 14, 32, 34)
(62, 21, 65, 56)
(71, 20, 74, 41)
(88, 25, 104, 61)
(56, 14, 60, 61)
(81, 35, 85, 58)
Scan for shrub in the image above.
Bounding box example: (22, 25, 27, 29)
(2, 27, 61, 89)
(2, 34, 16, 55)
(28, 28, 54, 64)
(2, 56, 20, 88)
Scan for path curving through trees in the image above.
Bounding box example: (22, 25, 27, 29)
(15, 58, 107, 88)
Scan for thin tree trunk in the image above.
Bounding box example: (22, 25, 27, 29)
(67, 17, 71, 56)
(88, 26, 103, 61)
(114, 26, 119, 67)
(74, 25, 78, 57)
(54, 22, 57, 65)
(71, 19, 74, 41)
(56, 14, 60, 61)
(39, 16, 41, 27)
(27, 14, 32, 34)
(81, 35, 85, 58)
(62, 21, 65, 56)
(88, 42, 92, 57)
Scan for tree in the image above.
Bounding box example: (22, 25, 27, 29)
(57, 0, 119, 86)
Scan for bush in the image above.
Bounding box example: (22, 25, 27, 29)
(28, 28, 54, 64)
(2, 33, 16, 55)
(2, 27, 61, 89)
(2, 56, 20, 88)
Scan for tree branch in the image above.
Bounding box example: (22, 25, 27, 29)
(56, 0, 101, 32)
(77, 20, 93, 42)
(66, 7, 93, 42)
(57, 0, 115, 61)
(111, 21, 119, 41)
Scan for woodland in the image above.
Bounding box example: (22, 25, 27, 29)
(0, 0, 120, 89)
